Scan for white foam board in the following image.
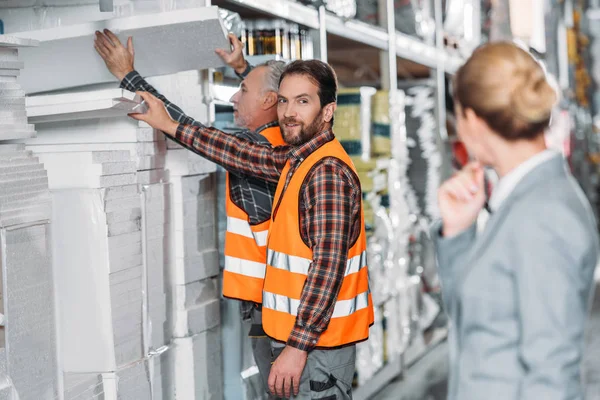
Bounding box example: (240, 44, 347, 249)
(169, 173, 215, 205)
(171, 249, 219, 285)
(45, 170, 136, 189)
(16, 7, 229, 94)
(26, 89, 147, 123)
(102, 184, 139, 201)
(0, 36, 39, 48)
(137, 169, 167, 185)
(38, 154, 137, 176)
(0, 48, 18, 61)
(26, 141, 165, 157)
(137, 155, 166, 171)
(168, 328, 223, 400)
(27, 118, 160, 145)
(166, 148, 217, 176)
(104, 196, 140, 213)
(51, 189, 147, 373)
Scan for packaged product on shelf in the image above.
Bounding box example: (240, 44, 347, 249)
(335, 87, 376, 162)
(404, 83, 441, 220)
(242, 20, 312, 60)
(372, 90, 392, 157)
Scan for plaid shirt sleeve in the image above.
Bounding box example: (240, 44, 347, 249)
(175, 123, 289, 183)
(287, 158, 362, 351)
(120, 70, 200, 127)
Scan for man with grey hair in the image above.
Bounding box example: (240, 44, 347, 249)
(94, 31, 285, 396)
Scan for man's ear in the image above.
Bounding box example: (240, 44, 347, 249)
(262, 91, 278, 110)
(323, 103, 336, 122)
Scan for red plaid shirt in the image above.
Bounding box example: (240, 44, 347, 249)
(175, 123, 362, 351)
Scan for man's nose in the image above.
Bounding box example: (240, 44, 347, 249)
(283, 103, 296, 118)
(230, 90, 241, 104)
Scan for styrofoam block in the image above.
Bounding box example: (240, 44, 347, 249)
(168, 327, 223, 399)
(26, 88, 146, 123)
(107, 219, 140, 236)
(0, 127, 36, 140)
(107, 230, 141, 249)
(171, 198, 215, 231)
(26, 142, 164, 157)
(106, 207, 141, 225)
(171, 224, 217, 258)
(0, 36, 38, 48)
(102, 184, 139, 201)
(47, 170, 137, 189)
(104, 196, 140, 213)
(0, 173, 46, 187)
(174, 278, 219, 311)
(114, 336, 144, 368)
(109, 252, 143, 274)
(0, 88, 25, 96)
(63, 372, 104, 400)
(166, 148, 217, 176)
(137, 127, 165, 143)
(0, 188, 49, 207)
(109, 264, 142, 286)
(42, 158, 137, 177)
(2, 224, 59, 399)
(172, 298, 220, 337)
(171, 249, 219, 285)
(28, 117, 138, 145)
(38, 154, 139, 177)
(169, 173, 215, 204)
(0, 162, 44, 175)
(115, 358, 151, 400)
(137, 169, 167, 185)
(137, 155, 166, 171)
(33, 150, 133, 165)
(0, 48, 18, 61)
(16, 7, 229, 94)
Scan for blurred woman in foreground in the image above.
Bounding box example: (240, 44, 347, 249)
(434, 41, 598, 400)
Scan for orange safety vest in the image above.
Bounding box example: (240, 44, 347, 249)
(222, 125, 285, 304)
(262, 138, 374, 347)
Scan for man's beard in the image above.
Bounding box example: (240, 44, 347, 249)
(281, 111, 325, 146)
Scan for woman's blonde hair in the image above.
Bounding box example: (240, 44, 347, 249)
(453, 41, 558, 141)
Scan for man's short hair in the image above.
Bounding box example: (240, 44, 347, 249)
(258, 60, 287, 93)
(278, 59, 338, 108)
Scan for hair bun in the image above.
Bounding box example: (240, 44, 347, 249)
(511, 67, 557, 123)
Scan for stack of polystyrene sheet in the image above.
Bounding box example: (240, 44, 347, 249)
(52, 188, 143, 374)
(0, 38, 35, 141)
(167, 174, 220, 338)
(0, 37, 58, 400)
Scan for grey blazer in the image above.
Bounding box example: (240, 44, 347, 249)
(433, 154, 599, 400)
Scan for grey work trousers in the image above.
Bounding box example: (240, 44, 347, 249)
(269, 340, 356, 400)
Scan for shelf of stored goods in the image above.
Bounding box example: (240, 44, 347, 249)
(214, 0, 464, 73)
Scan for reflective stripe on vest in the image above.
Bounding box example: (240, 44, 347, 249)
(227, 216, 268, 247)
(267, 249, 368, 277)
(263, 290, 370, 318)
(221, 125, 283, 304)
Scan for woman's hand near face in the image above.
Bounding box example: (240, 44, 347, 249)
(438, 162, 486, 237)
